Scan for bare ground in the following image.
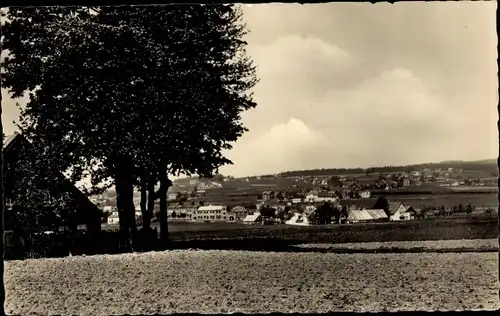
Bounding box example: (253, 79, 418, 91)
(5, 250, 499, 315)
(291, 238, 499, 251)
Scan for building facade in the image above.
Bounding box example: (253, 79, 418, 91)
(194, 205, 234, 221)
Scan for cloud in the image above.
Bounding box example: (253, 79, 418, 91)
(240, 35, 356, 135)
(221, 118, 328, 176)
(222, 54, 497, 176)
(217, 3, 498, 177)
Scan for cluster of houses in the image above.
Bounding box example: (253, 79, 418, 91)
(281, 168, 494, 194)
(106, 197, 420, 227)
(100, 167, 497, 226)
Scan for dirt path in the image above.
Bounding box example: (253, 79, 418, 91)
(5, 251, 499, 315)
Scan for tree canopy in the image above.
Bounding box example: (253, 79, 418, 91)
(1, 5, 258, 246)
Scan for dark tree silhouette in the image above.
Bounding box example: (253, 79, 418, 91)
(259, 206, 276, 219)
(466, 203, 473, 215)
(373, 196, 390, 215)
(458, 204, 465, 213)
(2, 5, 257, 249)
(313, 202, 336, 225)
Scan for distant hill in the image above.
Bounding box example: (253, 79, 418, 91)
(270, 159, 498, 178)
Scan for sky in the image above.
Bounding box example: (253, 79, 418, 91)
(2, 2, 498, 180)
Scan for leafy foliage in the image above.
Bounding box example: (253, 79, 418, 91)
(3, 138, 81, 232)
(2, 5, 258, 240)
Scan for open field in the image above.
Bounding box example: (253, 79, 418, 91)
(448, 186, 498, 192)
(103, 220, 251, 233)
(373, 185, 498, 195)
(5, 250, 499, 314)
(345, 193, 498, 209)
(104, 217, 498, 246)
(159, 217, 499, 250)
(291, 239, 499, 253)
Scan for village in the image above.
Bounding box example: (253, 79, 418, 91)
(97, 165, 497, 228)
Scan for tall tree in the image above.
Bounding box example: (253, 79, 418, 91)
(2, 5, 257, 248)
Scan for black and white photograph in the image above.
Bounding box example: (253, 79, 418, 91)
(1, 1, 498, 315)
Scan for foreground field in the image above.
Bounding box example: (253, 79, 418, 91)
(5, 250, 499, 315)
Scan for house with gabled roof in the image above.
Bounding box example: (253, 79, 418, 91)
(404, 206, 420, 219)
(387, 201, 411, 221)
(316, 191, 336, 203)
(365, 209, 388, 221)
(262, 190, 274, 201)
(346, 209, 373, 223)
(285, 212, 311, 226)
(3, 133, 102, 234)
(242, 212, 261, 224)
(231, 206, 249, 221)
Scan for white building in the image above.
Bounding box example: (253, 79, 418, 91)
(103, 205, 114, 213)
(291, 198, 302, 204)
(195, 205, 233, 221)
(388, 202, 411, 221)
(305, 192, 317, 202)
(285, 213, 311, 226)
(346, 209, 373, 223)
(304, 205, 316, 213)
(168, 205, 198, 219)
(107, 210, 120, 225)
(167, 192, 179, 201)
(243, 212, 261, 224)
(360, 190, 371, 199)
(365, 209, 388, 221)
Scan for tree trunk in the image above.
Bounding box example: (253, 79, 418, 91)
(115, 181, 130, 252)
(0, 96, 5, 316)
(159, 170, 171, 249)
(114, 158, 136, 252)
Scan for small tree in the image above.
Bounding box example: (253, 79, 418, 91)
(276, 209, 286, 222)
(466, 204, 473, 216)
(329, 176, 341, 187)
(275, 191, 285, 201)
(260, 206, 276, 219)
(484, 208, 493, 217)
(439, 205, 446, 217)
(171, 211, 177, 219)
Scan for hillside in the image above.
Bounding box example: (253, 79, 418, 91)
(275, 159, 498, 178)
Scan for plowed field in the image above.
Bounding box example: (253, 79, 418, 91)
(5, 250, 499, 315)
